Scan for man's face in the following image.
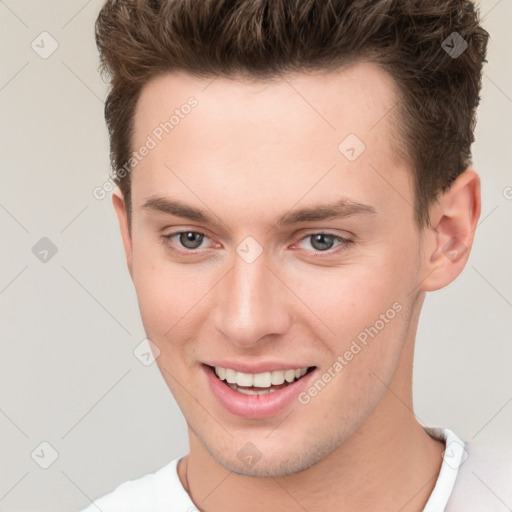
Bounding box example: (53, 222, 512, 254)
(121, 62, 428, 476)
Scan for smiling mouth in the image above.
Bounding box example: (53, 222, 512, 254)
(206, 364, 316, 396)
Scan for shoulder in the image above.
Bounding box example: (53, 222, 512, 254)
(79, 458, 193, 512)
(446, 433, 512, 511)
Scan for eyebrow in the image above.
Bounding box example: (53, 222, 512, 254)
(141, 195, 377, 229)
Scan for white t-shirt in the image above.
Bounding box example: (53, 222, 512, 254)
(80, 428, 511, 511)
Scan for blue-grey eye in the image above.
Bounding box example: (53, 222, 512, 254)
(309, 233, 335, 251)
(179, 232, 204, 249)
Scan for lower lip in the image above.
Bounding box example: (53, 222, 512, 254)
(203, 365, 316, 419)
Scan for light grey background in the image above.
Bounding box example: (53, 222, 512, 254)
(0, 1, 510, 511)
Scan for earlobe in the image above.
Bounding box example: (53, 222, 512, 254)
(112, 188, 134, 280)
(420, 168, 481, 292)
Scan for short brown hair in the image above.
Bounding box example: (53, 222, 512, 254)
(95, 0, 488, 226)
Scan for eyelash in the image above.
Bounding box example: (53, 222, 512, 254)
(162, 230, 353, 257)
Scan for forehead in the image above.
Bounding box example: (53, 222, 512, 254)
(134, 62, 401, 153)
(130, 62, 412, 225)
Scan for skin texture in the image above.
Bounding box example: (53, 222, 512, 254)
(113, 62, 481, 511)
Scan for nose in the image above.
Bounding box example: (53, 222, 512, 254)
(212, 250, 291, 348)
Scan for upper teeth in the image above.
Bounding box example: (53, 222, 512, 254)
(214, 366, 308, 388)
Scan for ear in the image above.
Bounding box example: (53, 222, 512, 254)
(112, 188, 134, 280)
(420, 168, 481, 292)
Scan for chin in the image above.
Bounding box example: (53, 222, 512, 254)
(204, 434, 341, 478)
(214, 454, 312, 478)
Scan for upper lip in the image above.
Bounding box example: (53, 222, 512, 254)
(203, 361, 315, 374)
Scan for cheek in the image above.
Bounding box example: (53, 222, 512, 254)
(131, 242, 217, 349)
(281, 256, 412, 344)
(131, 242, 182, 338)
